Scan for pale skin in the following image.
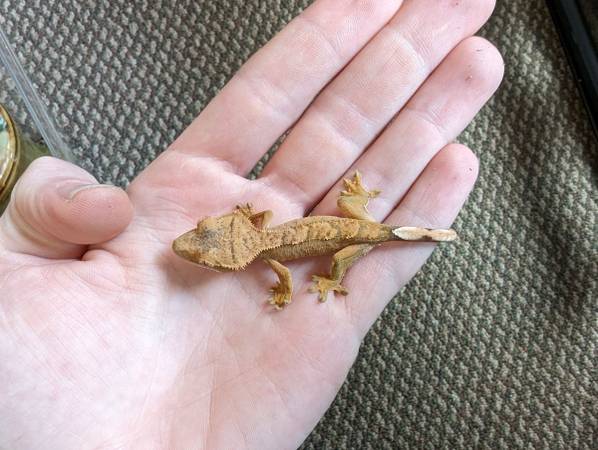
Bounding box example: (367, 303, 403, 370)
(0, 0, 503, 449)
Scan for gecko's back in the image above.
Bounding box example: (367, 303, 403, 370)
(260, 216, 394, 262)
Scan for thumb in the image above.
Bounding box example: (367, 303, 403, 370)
(0, 156, 133, 259)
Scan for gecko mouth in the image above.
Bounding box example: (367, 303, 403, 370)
(172, 230, 196, 261)
(172, 231, 231, 272)
(172, 236, 188, 260)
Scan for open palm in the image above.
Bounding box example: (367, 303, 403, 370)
(0, 1, 502, 448)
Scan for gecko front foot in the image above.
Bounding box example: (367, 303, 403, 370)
(309, 275, 349, 302)
(235, 203, 256, 217)
(269, 281, 292, 310)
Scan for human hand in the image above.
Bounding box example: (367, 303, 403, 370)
(0, 0, 503, 448)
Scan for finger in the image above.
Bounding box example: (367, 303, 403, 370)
(0, 157, 133, 259)
(342, 144, 479, 336)
(170, 0, 404, 175)
(311, 36, 504, 219)
(261, 0, 496, 207)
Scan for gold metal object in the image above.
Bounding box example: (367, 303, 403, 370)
(0, 104, 20, 209)
(0, 104, 50, 212)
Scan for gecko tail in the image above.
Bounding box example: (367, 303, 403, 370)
(391, 226, 458, 242)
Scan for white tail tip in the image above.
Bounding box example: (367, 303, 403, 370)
(392, 226, 458, 242)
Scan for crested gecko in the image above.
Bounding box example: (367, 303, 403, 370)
(172, 172, 457, 309)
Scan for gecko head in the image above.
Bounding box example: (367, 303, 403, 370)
(172, 212, 258, 271)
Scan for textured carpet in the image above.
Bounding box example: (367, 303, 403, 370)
(1, 0, 596, 448)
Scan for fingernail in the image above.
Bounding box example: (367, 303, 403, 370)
(58, 181, 118, 200)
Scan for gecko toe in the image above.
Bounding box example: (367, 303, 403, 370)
(310, 275, 349, 302)
(341, 172, 381, 199)
(268, 282, 292, 309)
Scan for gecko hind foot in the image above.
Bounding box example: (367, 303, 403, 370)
(309, 275, 349, 302)
(269, 282, 292, 310)
(341, 171, 381, 200)
(338, 171, 381, 221)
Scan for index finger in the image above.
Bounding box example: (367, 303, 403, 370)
(170, 0, 403, 174)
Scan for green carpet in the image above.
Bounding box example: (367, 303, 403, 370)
(0, 0, 596, 447)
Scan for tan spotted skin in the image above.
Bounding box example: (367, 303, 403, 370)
(260, 217, 395, 262)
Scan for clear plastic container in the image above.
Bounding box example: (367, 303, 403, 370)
(0, 28, 70, 211)
(0, 0, 307, 193)
(0, 1, 308, 207)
